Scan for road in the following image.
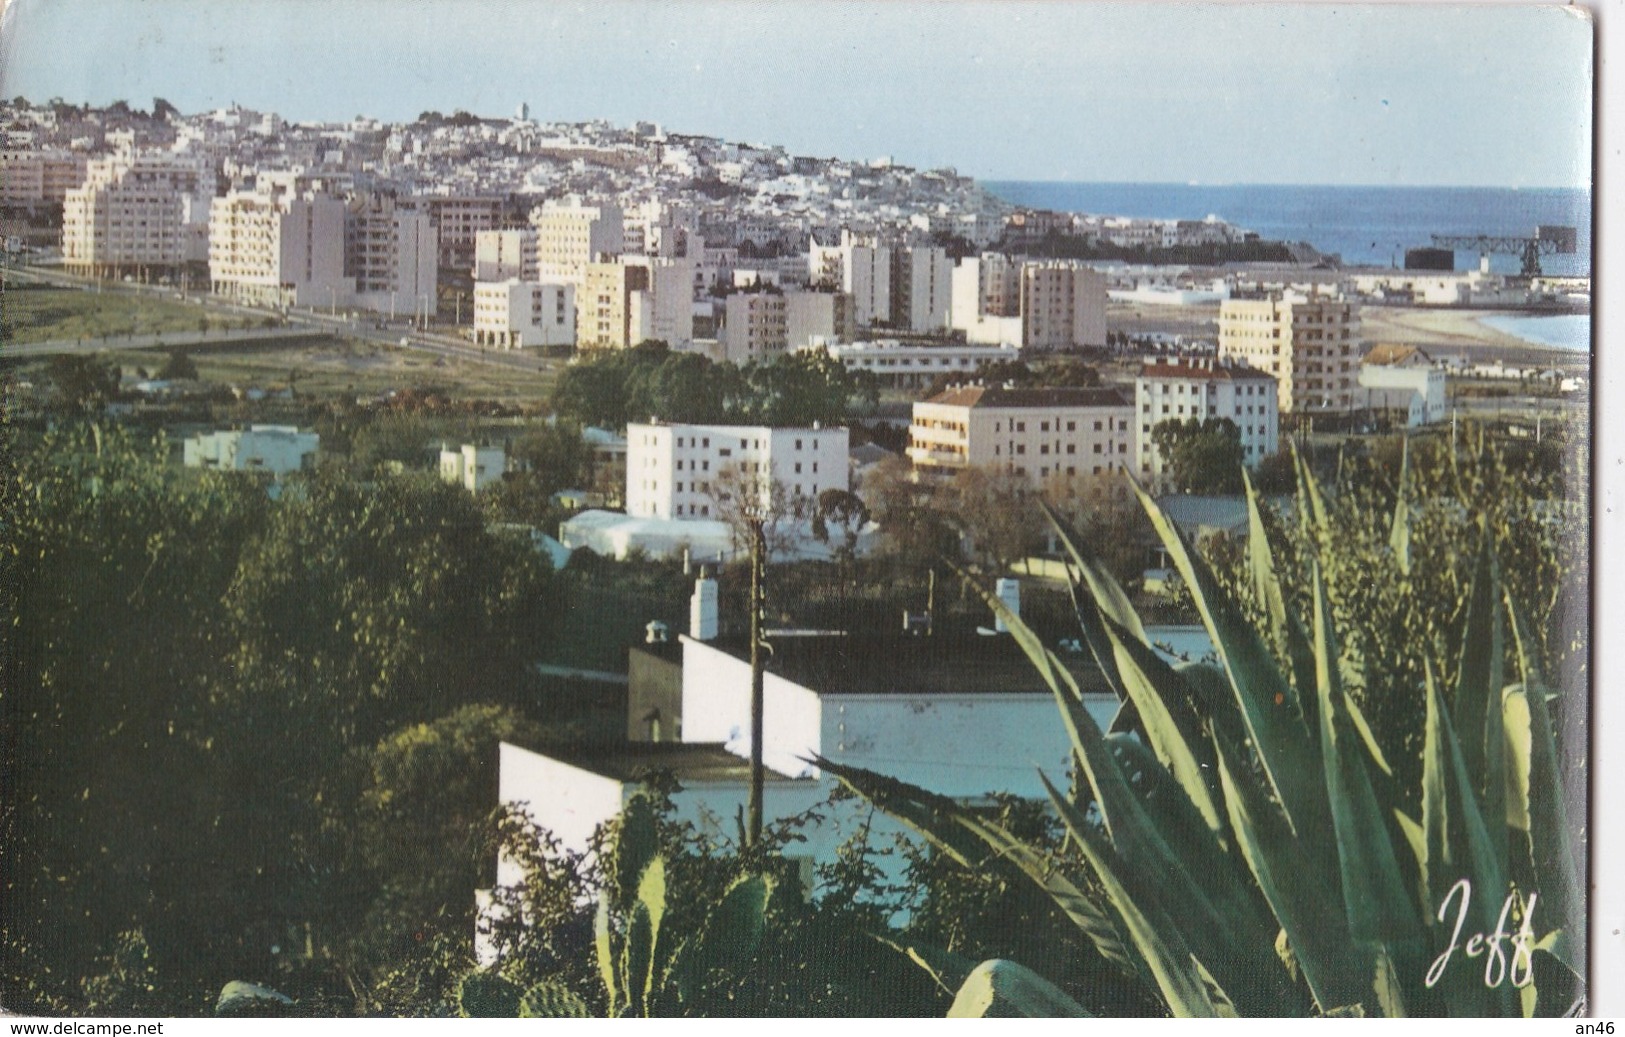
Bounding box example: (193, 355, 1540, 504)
(2, 261, 557, 375)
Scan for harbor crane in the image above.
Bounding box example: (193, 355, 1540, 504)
(1430, 224, 1578, 278)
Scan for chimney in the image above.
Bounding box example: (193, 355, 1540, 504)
(994, 577, 1021, 633)
(689, 575, 719, 641)
(645, 620, 670, 644)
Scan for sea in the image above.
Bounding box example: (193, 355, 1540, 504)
(983, 181, 1593, 352)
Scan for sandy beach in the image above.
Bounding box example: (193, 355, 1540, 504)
(1109, 300, 1587, 369)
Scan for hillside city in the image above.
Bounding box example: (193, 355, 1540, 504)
(1, 96, 1590, 1018)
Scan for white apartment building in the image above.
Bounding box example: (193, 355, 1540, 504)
(579, 260, 650, 350)
(891, 245, 954, 332)
(473, 228, 538, 282)
(439, 443, 506, 492)
(626, 256, 697, 349)
(950, 255, 1107, 350)
(345, 193, 438, 316)
(626, 423, 850, 520)
(908, 385, 1135, 482)
(718, 291, 789, 363)
(622, 199, 695, 260)
(809, 230, 891, 327)
(816, 340, 1019, 389)
(62, 151, 214, 277)
(209, 179, 352, 308)
(1134, 358, 1280, 484)
(1019, 261, 1108, 350)
(784, 290, 856, 348)
(533, 197, 624, 291)
(183, 425, 319, 476)
(1218, 294, 1360, 414)
(471, 279, 575, 349)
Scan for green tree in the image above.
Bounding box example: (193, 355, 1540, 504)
(1150, 417, 1246, 494)
(157, 349, 198, 380)
(47, 354, 121, 412)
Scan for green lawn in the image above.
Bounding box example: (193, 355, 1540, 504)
(2, 286, 259, 344)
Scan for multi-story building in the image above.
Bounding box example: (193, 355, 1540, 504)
(471, 278, 575, 349)
(473, 228, 538, 282)
(1019, 261, 1108, 350)
(817, 340, 1019, 390)
(808, 230, 891, 327)
(62, 151, 214, 277)
(718, 290, 788, 363)
(622, 199, 695, 260)
(534, 197, 624, 291)
(1217, 294, 1360, 414)
(579, 260, 650, 350)
(208, 177, 351, 308)
(784, 290, 856, 348)
(890, 245, 954, 332)
(345, 192, 438, 316)
(1357, 344, 1447, 427)
(0, 148, 88, 207)
(908, 385, 1135, 482)
(1134, 357, 1279, 484)
(626, 422, 850, 520)
(625, 256, 696, 349)
(951, 255, 1107, 350)
(419, 195, 505, 270)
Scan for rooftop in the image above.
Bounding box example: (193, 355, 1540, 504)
(527, 741, 812, 784)
(691, 628, 1113, 697)
(922, 385, 1132, 410)
(1140, 360, 1275, 381)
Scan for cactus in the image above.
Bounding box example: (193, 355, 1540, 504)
(822, 451, 1584, 1017)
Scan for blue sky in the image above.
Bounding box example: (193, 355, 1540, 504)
(0, 0, 1593, 187)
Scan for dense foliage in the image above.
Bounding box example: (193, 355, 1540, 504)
(1, 424, 559, 1015)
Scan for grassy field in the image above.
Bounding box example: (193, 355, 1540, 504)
(1, 285, 262, 344)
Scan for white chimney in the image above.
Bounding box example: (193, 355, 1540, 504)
(994, 577, 1021, 633)
(690, 576, 719, 641)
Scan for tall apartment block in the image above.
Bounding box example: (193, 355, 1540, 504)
(62, 151, 214, 278)
(345, 192, 438, 317)
(534, 197, 624, 292)
(1217, 294, 1360, 414)
(1134, 358, 1279, 484)
(208, 175, 351, 308)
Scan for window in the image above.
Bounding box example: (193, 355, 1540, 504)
(795, 439, 804, 450)
(1066, 444, 1076, 455)
(1015, 421, 1026, 432)
(794, 462, 803, 474)
(1016, 444, 1026, 455)
(1093, 443, 1102, 454)
(1093, 420, 1103, 431)
(1041, 421, 1050, 432)
(1066, 421, 1076, 432)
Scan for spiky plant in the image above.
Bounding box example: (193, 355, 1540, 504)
(820, 449, 1584, 1017)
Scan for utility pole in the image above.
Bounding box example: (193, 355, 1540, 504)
(746, 514, 767, 846)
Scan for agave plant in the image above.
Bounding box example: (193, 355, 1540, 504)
(820, 448, 1584, 1017)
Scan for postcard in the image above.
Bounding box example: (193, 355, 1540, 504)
(0, 0, 1598, 1020)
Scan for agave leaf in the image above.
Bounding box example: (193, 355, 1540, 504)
(1503, 685, 1533, 833)
(613, 792, 660, 912)
(1042, 761, 1296, 1016)
(1372, 945, 1408, 1018)
(1310, 566, 1418, 949)
(1420, 662, 1509, 1016)
(1099, 614, 1225, 834)
(1130, 477, 1330, 846)
(1211, 731, 1368, 1014)
(1041, 497, 1149, 641)
(637, 858, 667, 1008)
(1290, 439, 1331, 539)
(816, 755, 1142, 977)
(1243, 468, 1319, 715)
(947, 959, 1094, 1018)
(594, 898, 619, 1014)
(1032, 777, 1224, 1017)
(622, 898, 654, 1016)
(874, 935, 980, 998)
(1390, 437, 1412, 576)
(1451, 540, 1508, 869)
(1503, 589, 1584, 978)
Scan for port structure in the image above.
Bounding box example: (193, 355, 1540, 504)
(1431, 224, 1578, 278)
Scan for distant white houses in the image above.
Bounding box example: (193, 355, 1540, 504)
(813, 339, 1020, 390)
(183, 425, 318, 476)
(439, 443, 506, 492)
(1357, 344, 1448, 427)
